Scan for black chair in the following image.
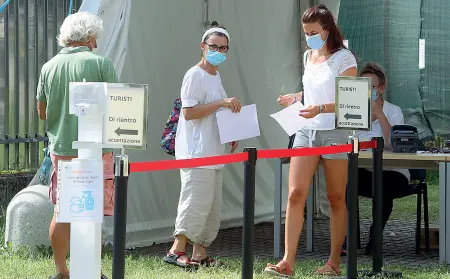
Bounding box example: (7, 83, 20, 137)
(356, 168, 430, 254)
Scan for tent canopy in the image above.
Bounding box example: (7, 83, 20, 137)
(81, 0, 303, 248)
(81, 0, 445, 248)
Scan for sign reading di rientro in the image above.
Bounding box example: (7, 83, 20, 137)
(335, 77, 372, 131)
(69, 82, 148, 150)
(103, 84, 148, 149)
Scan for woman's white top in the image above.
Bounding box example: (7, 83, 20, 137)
(175, 66, 227, 170)
(302, 48, 357, 130)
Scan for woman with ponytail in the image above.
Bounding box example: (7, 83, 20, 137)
(265, 4, 357, 277)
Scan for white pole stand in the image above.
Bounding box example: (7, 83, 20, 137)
(63, 81, 147, 278)
(69, 106, 105, 279)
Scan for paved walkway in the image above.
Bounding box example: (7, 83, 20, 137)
(138, 219, 439, 268)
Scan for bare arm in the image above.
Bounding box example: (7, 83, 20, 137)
(37, 100, 47, 120)
(277, 91, 302, 106)
(183, 100, 224, 121)
(377, 112, 393, 149)
(183, 97, 242, 121)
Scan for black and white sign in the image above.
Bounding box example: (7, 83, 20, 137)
(335, 77, 371, 131)
(103, 85, 148, 149)
(419, 39, 425, 69)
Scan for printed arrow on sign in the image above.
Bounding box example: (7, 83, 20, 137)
(344, 113, 362, 120)
(114, 127, 138, 136)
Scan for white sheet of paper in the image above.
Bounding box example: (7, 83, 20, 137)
(216, 104, 260, 144)
(270, 102, 313, 136)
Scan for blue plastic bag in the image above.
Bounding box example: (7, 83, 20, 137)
(39, 147, 52, 185)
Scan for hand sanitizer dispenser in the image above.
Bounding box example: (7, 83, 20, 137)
(83, 191, 94, 211)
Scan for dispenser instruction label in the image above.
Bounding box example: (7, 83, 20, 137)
(335, 77, 371, 131)
(56, 160, 104, 223)
(103, 87, 146, 147)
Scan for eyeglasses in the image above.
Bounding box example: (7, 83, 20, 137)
(205, 43, 229, 53)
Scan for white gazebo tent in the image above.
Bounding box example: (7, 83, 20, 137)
(80, 0, 340, 248)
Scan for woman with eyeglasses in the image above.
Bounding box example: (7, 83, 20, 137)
(264, 4, 357, 277)
(163, 21, 241, 269)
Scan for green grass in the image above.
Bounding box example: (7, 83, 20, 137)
(0, 254, 449, 279)
(0, 171, 449, 278)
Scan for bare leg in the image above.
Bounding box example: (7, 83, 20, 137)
(323, 159, 348, 267)
(49, 212, 70, 276)
(266, 155, 320, 273)
(192, 244, 207, 261)
(169, 235, 190, 264)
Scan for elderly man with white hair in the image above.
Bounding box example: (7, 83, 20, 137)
(36, 11, 118, 279)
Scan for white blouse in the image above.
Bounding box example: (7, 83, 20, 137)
(175, 66, 228, 169)
(302, 48, 357, 130)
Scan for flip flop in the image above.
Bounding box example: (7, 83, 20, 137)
(263, 260, 294, 278)
(192, 256, 224, 268)
(48, 273, 69, 279)
(313, 261, 341, 276)
(163, 251, 199, 268)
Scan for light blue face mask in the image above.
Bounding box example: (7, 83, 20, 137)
(371, 88, 378, 101)
(205, 50, 227, 66)
(305, 30, 327, 50)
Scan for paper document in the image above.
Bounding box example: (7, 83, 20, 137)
(270, 102, 313, 136)
(216, 104, 260, 144)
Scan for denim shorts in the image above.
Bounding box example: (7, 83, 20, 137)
(292, 127, 351, 160)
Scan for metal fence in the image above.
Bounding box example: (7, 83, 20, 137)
(0, 0, 82, 171)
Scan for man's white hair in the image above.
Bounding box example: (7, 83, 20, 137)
(57, 12, 103, 47)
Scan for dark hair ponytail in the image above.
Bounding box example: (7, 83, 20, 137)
(210, 21, 226, 29)
(316, 4, 328, 10)
(301, 4, 345, 54)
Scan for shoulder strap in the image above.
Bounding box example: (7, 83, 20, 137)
(303, 50, 311, 67)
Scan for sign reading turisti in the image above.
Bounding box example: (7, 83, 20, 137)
(335, 77, 371, 131)
(103, 85, 148, 149)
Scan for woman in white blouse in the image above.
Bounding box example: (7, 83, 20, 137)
(163, 21, 241, 269)
(340, 62, 410, 256)
(265, 4, 357, 277)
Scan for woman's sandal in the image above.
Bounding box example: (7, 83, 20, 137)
(48, 273, 69, 279)
(313, 261, 341, 276)
(163, 251, 199, 268)
(263, 260, 294, 278)
(191, 256, 224, 268)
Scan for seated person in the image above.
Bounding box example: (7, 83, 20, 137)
(341, 62, 410, 255)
